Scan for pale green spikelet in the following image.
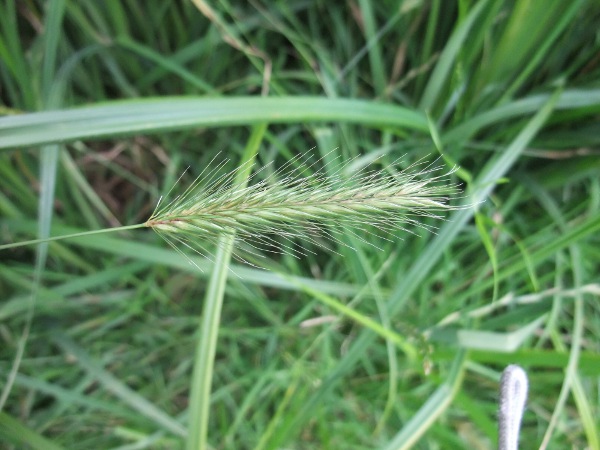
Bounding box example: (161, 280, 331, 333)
(145, 154, 464, 263)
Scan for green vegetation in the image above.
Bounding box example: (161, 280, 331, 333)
(1, 1, 599, 449)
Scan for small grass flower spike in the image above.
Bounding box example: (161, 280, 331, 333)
(144, 154, 463, 267)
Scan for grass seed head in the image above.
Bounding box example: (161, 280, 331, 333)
(145, 154, 465, 265)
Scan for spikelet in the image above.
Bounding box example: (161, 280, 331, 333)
(145, 153, 463, 267)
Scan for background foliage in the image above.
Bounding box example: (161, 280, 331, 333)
(1, 1, 600, 449)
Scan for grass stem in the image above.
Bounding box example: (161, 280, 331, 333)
(186, 123, 268, 450)
(0, 223, 147, 251)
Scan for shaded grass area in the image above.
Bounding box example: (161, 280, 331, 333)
(1, 1, 600, 449)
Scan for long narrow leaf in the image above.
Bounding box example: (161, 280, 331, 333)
(0, 97, 427, 148)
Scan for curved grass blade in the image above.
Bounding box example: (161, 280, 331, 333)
(0, 96, 428, 149)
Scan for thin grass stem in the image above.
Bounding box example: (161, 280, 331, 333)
(0, 223, 147, 251)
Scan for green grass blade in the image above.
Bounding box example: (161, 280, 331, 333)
(0, 97, 428, 148)
(0, 0, 68, 414)
(2, 371, 139, 423)
(444, 89, 600, 144)
(529, 181, 599, 448)
(0, 411, 65, 450)
(186, 123, 267, 450)
(382, 350, 467, 450)
(53, 333, 187, 438)
(418, 0, 489, 111)
(357, 0, 387, 94)
(290, 280, 418, 360)
(41, 0, 66, 99)
(461, 206, 600, 301)
(500, 0, 585, 100)
(390, 87, 563, 317)
(432, 348, 600, 375)
(116, 37, 216, 94)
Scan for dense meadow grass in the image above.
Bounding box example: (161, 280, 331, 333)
(1, 1, 600, 449)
